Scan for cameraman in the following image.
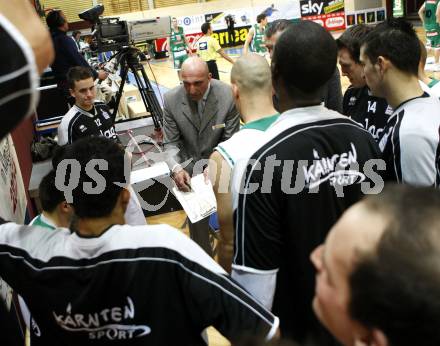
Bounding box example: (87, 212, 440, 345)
(46, 9, 107, 103)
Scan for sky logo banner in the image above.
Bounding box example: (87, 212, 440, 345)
(300, 0, 346, 31)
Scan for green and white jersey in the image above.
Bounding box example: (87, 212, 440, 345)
(29, 214, 56, 230)
(424, 0, 440, 31)
(251, 24, 267, 54)
(216, 114, 279, 168)
(170, 26, 187, 58)
(215, 114, 279, 211)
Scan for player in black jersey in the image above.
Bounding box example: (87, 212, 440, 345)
(265, 19, 343, 113)
(361, 18, 440, 186)
(57, 66, 117, 146)
(337, 24, 392, 141)
(0, 137, 279, 345)
(232, 21, 381, 345)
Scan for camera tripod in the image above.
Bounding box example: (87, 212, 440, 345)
(110, 47, 163, 143)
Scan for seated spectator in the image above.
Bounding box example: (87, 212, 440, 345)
(57, 66, 117, 146)
(57, 66, 146, 226)
(0, 136, 279, 345)
(361, 18, 440, 186)
(311, 184, 440, 346)
(30, 170, 73, 229)
(337, 24, 392, 141)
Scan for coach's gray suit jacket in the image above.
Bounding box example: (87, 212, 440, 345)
(163, 79, 240, 175)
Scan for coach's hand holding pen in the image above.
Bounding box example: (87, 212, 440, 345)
(172, 168, 193, 192)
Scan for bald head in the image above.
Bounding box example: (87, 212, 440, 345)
(181, 57, 211, 101)
(181, 57, 210, 77)
(231, 53, 272, 95)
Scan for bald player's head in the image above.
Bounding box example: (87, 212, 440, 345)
(181, 57, 212, 101)
(231, 53, 272, 96)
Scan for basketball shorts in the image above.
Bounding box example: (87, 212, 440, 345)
(172, 50, 188, 69)
(426, 29, 440, 49)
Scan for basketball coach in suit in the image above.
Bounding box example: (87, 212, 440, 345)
(163, 57, 240, 255)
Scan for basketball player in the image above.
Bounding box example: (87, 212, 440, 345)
(361, 18, 440, 185)
(418, 0, 440, 71)
(337, 24, 392, 141)
(209, 53, 278, 272)
(167, 17, 192, 80)
(419, 39, 440, 97)
(243, 14, 268, 55)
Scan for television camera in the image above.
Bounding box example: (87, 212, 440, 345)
(78, 5, 171, 141)
(79, 5, 171, 53)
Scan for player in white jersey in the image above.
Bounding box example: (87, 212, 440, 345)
(361, 18, 440, 186)
(208, 53, 278, 272)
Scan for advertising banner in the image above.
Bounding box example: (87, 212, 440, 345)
(156, 1, 302, 51)
(345, 7, 387, 28)
(300, 0, 345, 31)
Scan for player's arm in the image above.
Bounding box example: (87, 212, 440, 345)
(184, 34, 193, 55)
(436, 2, 440, 24)
(212, 37, 234, 64)
(166, 37, 171, 59)
(218, 48, 235, 64)
(209, 151, 234, 272)
(57, 121, 68, 146)
(419, 3, 426, 25)
(243, 27, 255, 55)
(0, 0, 54, 74)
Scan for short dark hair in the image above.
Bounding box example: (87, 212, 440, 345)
(336, 24, 373, 63)
(72, 30, 81, 38)
(55, 137, 126, 218)
(46, 10, 66, 31)
(256, 14, 267, 24)
(201, 22, 211, 34)
(271, 21, 337, 95)
(362, 18, 420, 76)
(265, 19, 292, 39)
(67, 66, 94, 89)
(350, 185, 440, 346)
(39, 170, 65, 213)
